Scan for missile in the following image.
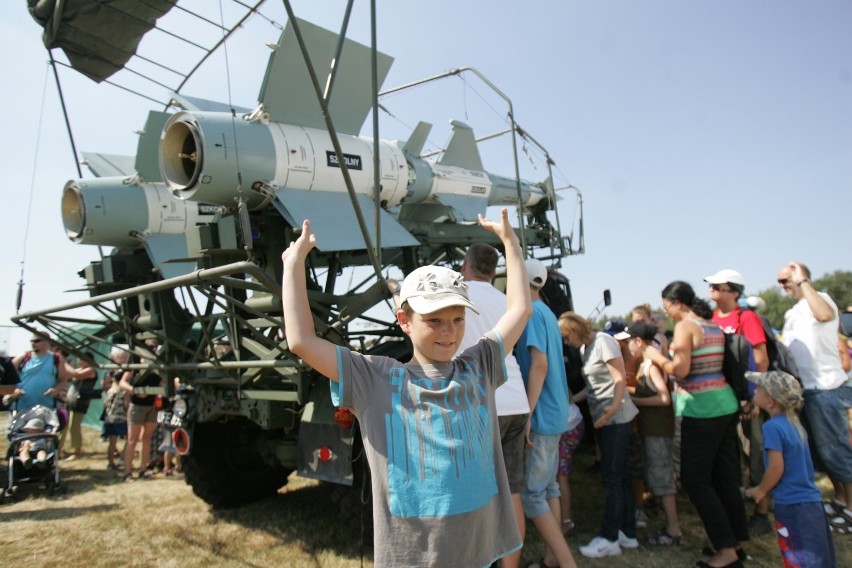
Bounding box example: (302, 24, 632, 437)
(160, 111, 549, 220)
(62, 176, 218, 247)
(156, 16, 552, 252)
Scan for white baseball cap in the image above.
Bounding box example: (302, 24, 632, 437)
(704, 269, 745, 287)
(525, 258, 548, 288)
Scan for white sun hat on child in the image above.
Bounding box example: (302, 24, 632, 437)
(399, 266, 479, 315)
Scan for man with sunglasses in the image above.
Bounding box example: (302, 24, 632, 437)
(777, 261, 852, 524)
(705, 268, 773, 536)
(6, 333, 70, 411)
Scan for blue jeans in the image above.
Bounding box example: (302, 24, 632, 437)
(802, 386, 852, 482)
(521, 431, 561, 518)
(597, 420, 635, 541)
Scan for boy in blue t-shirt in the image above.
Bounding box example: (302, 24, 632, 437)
(744, 370, 836, 568)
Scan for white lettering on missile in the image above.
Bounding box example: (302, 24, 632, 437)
(326, 151, 363, 170)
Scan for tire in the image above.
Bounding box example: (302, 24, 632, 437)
(182, 419, 291, 509)
(328, 430, 373, 541)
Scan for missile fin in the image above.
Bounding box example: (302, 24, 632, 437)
(437, 120, 484, 171)
(402, 122, 433, 156)
(80, 152, 136, 177)
(134, 111, 169, 182)
(170, 93, 251, 114)
(273, 189, 419, 252)
(434, 194, 488, 222)
(143, 234, 197, 279)
(258, 18, 393, 136)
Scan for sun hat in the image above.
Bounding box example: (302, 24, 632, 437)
(23, 418, 45, 430)
(745, 370, 803, 409)
(398, 266, 479, 315)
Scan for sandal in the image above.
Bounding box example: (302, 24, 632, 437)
(122, 472, 135, 483)
(824, 500, 852, 534)
(647, 528, 682, 546)
(561, 518, 575, 535)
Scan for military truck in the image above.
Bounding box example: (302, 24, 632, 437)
(16, 10, 584, 509)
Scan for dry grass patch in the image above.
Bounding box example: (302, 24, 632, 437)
(1, 413, 849, 567)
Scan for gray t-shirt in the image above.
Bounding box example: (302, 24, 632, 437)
(332, 334, 521, 567)
(581, 332, 639, 424)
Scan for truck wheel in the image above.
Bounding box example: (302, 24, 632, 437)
(183, 419, 290, 509)
(328, 434, 373, 541)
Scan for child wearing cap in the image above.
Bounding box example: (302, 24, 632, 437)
(281, 208, 540, 567)
(744, 371, 836, 568)
(619, 322, 683, 546)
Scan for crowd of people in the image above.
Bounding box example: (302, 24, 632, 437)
(279, 205, 845, 568)
(1, 337, 181, 482)
(2, 210, 849, 568)
(278, 210, 848, 567)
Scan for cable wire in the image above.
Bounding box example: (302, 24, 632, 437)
(17, 63, 53, 313)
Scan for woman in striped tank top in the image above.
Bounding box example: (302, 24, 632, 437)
(645, 281, 749, 568)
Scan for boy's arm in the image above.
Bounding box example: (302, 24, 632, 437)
(281, 220, 339, 382)
(745, 449, 784, 504)
(478, 208, 531, 352)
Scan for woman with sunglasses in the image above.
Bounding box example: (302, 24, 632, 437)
(644, 281, 749, 568)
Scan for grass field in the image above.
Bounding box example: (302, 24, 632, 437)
(1, 415, 848, 567)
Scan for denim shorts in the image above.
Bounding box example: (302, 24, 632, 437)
(521, 431, 561, 518)
(128, 403, 157, 425)
(802, 386, 852, 482)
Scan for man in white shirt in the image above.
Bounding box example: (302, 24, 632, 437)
(777, 261, 852, 510)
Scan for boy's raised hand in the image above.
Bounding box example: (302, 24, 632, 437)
(281, 220, 317, 264)
(478, 208, 516, 243)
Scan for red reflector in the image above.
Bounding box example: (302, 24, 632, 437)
(318, 446, 334, 462)
(334, 406, 354, 429)
(154, 395, 164, 410)
(173, 428, 191, 455)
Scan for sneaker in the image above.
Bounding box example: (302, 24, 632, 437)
(580, 536, 621, 558)
(635, 508, 649, 529)
(747, 513, 772, 536)
(618, 530, 639, 549)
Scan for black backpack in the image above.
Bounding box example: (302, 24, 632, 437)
(722, 331, 752, 402)
(756, 314, 801, 383)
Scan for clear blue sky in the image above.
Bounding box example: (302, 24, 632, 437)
(1, 1, 850, 354)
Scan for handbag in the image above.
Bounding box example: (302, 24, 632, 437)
(65, 381, 81, 411)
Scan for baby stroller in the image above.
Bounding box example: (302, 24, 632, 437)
(4, 404, 62, 498)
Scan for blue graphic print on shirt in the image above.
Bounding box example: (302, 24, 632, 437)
(386, 364, 497, 517)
